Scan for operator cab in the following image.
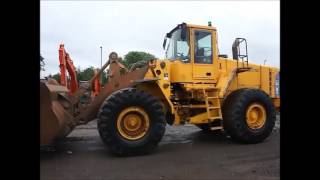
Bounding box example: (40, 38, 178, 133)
(163, 22, 215, 64)
(163, 22, 218, 82)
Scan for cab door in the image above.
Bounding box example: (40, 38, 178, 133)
(191, 28, 217, 80)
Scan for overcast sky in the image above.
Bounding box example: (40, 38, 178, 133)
(40, 0, 279, 78)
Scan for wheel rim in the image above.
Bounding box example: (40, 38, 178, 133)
(246, 103, 266, 130)
(117, 106, 150, 140)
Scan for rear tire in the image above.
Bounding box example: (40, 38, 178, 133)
(97, 88, 166, 156)
(222, 88, 276, 143)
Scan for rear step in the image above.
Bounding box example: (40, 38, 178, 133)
(210, 126, 223, 131)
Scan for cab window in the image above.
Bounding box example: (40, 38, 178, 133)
(165, 29, 190, 62)
(194, 30, 212, 64)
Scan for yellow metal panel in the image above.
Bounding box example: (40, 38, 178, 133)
(189, 112, 209, 124)
(260, 66, 270, 96)
(192, 64, 215, 80)
(140, 60, 174, 113)
(238, 71, 261, 88)
(215, 58, 280, 98)
(169, 61, 218, 83)
(170, 61, 193, 82)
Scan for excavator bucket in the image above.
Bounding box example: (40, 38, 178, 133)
(40, 81, 75, 145)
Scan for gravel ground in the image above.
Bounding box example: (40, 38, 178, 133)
(41, 115, 280, 180)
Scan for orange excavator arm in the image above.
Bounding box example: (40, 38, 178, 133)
(58, 44, 67, 86)
(58, 44, 79, 94)
(59, 44, 101, 96)
(92, 69, 101, 96)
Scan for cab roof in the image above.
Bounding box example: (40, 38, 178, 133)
(166, 22, 216, 37)
(186, 23, 217, 30)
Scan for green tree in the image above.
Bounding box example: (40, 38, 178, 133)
(78, 66, 95, 81)
(123, 51, 156, 68)
(51, 66, 108, 86)
(77, 66, 108, 85)
(52, 73, 61, 83)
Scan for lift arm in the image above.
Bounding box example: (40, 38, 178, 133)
(58, 44, 79, 94)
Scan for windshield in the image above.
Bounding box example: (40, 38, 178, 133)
(165, 29, 190, 62)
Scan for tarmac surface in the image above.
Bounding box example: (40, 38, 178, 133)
(40, 115, 280, 180)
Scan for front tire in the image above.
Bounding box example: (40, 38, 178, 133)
(222, 88, 276, 143)
(97, 88, 166, 156)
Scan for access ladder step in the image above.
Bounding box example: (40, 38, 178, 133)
(209, 117, 222, 120)
(210, 126, 223, 131)
(208, 106, 220, 109)
(206, 96, 219, 99)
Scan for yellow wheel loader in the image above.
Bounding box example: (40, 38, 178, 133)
(40, 22, 280, 156)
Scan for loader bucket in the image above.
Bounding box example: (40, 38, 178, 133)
(40, 52, 150, 145)
(40, 82, 75, 145)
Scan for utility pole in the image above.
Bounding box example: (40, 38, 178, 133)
(100, 46, 102, 83)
